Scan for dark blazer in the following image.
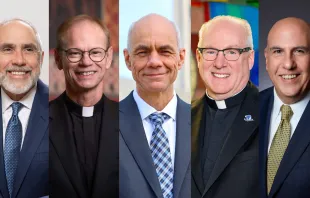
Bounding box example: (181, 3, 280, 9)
(191, 83, 259, 198)
(0, 80, 49, 198)
(119, 92, 191, 198)
(49, 93, 119, 198)
(260, 87, 310, 198)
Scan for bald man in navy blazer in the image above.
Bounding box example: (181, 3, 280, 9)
(119, 14, 190, 198)
(260, 17, 310, 198)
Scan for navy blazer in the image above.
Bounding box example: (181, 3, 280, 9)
(119, 92, 191, 198)
(260, 87, 310, 198)
(0, 80, 49, 198)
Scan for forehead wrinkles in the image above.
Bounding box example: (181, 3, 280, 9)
(0, 23, 38, 47)
(202, 23, 247, 47)
(131, 23, 178, 51)
(63, 22, 107, 49)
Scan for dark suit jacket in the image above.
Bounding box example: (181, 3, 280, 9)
(49, 93, 119, 198)
(260, 87, 310, 198)
(192, 83, 259, 198)
(119, 92, 191, 198)
(0, 80, 49, 198)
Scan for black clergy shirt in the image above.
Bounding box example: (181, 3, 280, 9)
(201, 86, 248, 185)
(64, 94, 104, 195)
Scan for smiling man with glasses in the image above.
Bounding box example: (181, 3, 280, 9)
(192, 16, 259, 198)
(49, 14, 118, 198)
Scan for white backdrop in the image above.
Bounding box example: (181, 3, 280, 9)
(0, 0, 49, 85)
(119, 0, 191, 102)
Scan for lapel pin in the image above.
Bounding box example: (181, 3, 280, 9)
(244, 115, 254, 122)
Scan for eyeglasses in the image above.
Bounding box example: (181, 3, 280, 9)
(61, 47, 108, 63)
(198, 47, 252, 61)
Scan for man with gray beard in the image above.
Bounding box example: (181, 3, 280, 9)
(0, 19, 48, 198)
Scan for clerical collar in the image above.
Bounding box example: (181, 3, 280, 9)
(64, 93, 105, 117)
(205, 85, 248, 109)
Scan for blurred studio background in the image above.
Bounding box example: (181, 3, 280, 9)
(49, 0, 119, 101)
(119, 0, 191, 103)
(191, 0, 259, 100)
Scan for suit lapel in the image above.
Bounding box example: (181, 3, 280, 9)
(91, 96, 118, 198)
(120, 92, 163, 198)
(259, 88, 273, 198)
(0, 94, 10, 198)
(173, 98, 190, 198)
(202, 86, 259, 196)
(49, 93, 88, 198)
(269, 100, 310, 197)
(191, 96, 206, 195)
(12, 82, 48, 198)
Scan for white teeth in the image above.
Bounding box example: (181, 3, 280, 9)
(213, 73, 229, 78)
(282, 74, 297, 79)
(11, 71, 26, 75)
(79, 71, 95, 76)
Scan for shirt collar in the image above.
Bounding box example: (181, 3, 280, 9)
(273, 88, 310, 117)
(1, 84, 37, 114)
(133, 89, 177, 121)
(205, 84, 247, 109)
(64, 93, 105, 117)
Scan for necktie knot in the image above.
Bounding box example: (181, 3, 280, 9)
(280, 105, 293, 121)
(148, 112, 169, 126)
(11, 102, 22, 116)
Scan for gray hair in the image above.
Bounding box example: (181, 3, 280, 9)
(198, 15, 254, 49)
(0, 18, 43, 51)
(127, 14, 182, 52)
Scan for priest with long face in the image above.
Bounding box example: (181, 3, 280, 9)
(49, 15, 118, 198)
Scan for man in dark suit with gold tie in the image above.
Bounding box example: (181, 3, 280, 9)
(260, 17, 310, 198)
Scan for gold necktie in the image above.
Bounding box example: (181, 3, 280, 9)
(267, 105, 293, 194)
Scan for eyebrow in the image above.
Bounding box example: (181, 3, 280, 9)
(0, 43, 39, 50)
(0, 43, 15, 48)
(201, 45, 242, 49)
(22, 43, 39, 50)
(269, 46, 309, 51)
(133, 44, 150, 52)
(158, 45, 175, 52)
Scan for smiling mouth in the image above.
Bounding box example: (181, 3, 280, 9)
(7, 71, 31, 76)
(281, 74, 299, 80)
(145, 73, 166, 77)
(76, 71, 96, 76)
(212, 73, 230, 78)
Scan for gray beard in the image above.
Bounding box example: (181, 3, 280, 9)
(0, 70, 40, 95)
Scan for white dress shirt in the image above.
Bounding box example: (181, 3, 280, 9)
(2, 85, 36, 149)
(268, 88, 310, 153)
(133, 89, 177, 167)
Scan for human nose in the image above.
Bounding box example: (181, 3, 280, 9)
(147, 51, 162, 67)
(12, 49, 26, 66)
(214, 51, 226, 69)
(80, 52, 93, 66)
(283, 52, 296, 70)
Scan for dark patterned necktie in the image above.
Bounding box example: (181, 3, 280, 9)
(267, 105, 293, 194)
(4, 102, 23, 197)
(149, 112, 174, 198)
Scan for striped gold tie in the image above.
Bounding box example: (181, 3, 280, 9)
(267, 105, 293, 194)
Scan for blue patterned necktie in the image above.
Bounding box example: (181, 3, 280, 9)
(4, 102, 23, 197)
(149, 112, 174, 198)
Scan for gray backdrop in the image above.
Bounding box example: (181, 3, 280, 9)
(259, 0, 310, 91)
(0, 0, 49, 85)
